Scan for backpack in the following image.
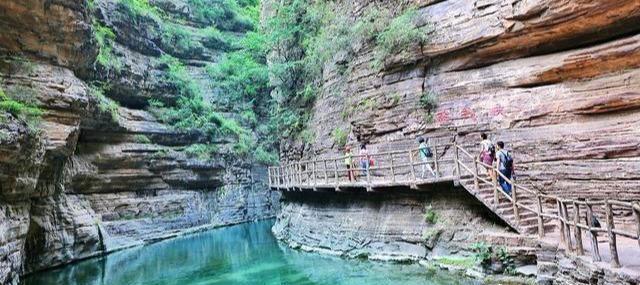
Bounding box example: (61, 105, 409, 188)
(420, 146, 433, 158)
(500, 150, 514, 173)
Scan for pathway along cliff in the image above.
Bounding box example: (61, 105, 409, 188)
(1, 0, 640, 285)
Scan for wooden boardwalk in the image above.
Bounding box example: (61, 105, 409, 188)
(268, 142, 640, 269)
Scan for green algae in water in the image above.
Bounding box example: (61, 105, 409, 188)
(23, 220, 479, 285)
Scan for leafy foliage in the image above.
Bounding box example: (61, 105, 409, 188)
(420, 91, 438, 111)
(89, 85, 120, 122)
(94, 22, 122, 73)
(119, 0, 161, 21)
(471, 242, 517, 274)
(187, 0, 255, 31)
(161, 23, 204, 56)
(185, 143, 219, 159)
(423, 204, 438, 224)
(0, 87, 43, 119)
(372, 8, 428, 69)
(331, 127, 348, 148)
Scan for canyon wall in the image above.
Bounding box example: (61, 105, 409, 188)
(0, 1, 278, 284)
(273, 0, 640, 268)
(273, 187, 538, 263)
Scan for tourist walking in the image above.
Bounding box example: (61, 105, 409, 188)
(418, 137, 436, 178)
(344, 146, 356, 181)
(478, 133, 496, 182)
(359, 144, 370, 177)
(495, 141, 514, 196)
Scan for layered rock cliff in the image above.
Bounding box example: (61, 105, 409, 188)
(272, 0, 640, 272)
(0, 1, 278, 284)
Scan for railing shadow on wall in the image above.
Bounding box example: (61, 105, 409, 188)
(269, 141, 640, 268)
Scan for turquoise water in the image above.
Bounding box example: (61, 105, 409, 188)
(23, 220, 477, 285)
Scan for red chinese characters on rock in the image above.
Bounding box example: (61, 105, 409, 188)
(460, 106, 476, 120)
(435, 109, 451, 124)
(489, 104, 504, 117)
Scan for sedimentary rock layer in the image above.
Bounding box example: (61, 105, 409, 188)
(273, 187, 519, 261)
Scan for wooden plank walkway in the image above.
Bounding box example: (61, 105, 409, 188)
(268, 142, 640, 269)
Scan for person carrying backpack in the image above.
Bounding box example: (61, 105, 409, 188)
(478, 133, 496, 182)
(418, 137, 436, 178)
(495, 141, 514, 195)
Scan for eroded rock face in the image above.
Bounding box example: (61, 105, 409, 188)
(0, 0, 277, 283)
(278, 0, 640, 269)
(273, 189, 517, 261)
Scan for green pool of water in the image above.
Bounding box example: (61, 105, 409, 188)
(23, 220, 478, 285)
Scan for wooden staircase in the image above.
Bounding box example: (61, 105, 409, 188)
(269, 142, 640, 268)
(452, 145, 556, 235)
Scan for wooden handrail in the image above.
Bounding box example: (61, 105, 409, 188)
(268, 142, 640, 268)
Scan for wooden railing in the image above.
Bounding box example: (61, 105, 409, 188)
(269, 142, 640, 268)
(268, 141, 459, 191)
(453, 143, 640, 268)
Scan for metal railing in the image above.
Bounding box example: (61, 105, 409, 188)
(269, 142, 640, 268)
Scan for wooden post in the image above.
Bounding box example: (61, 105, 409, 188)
(512, 181, 519, 224)
(432, 143, 439, 178)
(323, 159, 328, 184)
(473, 159, 480, 194)
(493, 166, 500, 207)
(389, 152, 396, 183)
(366, 156, 372, 191)
(333, 159, 339, 189)
(558, 200, 566, 246)
(573, 202, 584, 255)
(605, 200, 620, 268)
(409, 149, 417, 188)
(537, 195, 545, 238)
(268, 167, 273, 187)
(562, 201, 573, 252)
(633, 202, 640, 247)
(312, 161, 317, 189)
(586, 202, 601, 262)
(454, 144, 461, 180)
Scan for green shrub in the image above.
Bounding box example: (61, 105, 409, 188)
(254, 146, 278, 165)
(420, 91, 438, 112)
(372, 8, 428, 69)
(0, 87, 43, 120)
(119, 0, 161, 21)
(471, 242, 516, 274)
(331, 127, 348, 148)
(133, 134, 152, 144)
(94, 22, 122, 73)
(423, 204, 438, 224)
(89, 86, 119, 122)
(161, 23, 203, 56)
(200, 27, 231, 50)
(185, 143, 219, 159)
(187, 0, 254, 31)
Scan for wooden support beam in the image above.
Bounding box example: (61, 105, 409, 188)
(389, 153, 396, 183)
(512, 182, 519, 225)
(473, 159, 480, 194)
(562, 201, 573, 252)
(333, 159, 339, 190)
(433, 142, 439, 178)
(493, 166, 500, 208)
(409, 149, 417, 189)
(537, 195, 545, 238)
(605, 200, 621, 268)
(633, 202, 640, 247)
(558, 200, 566, 246)
(573, 201, 584, 255)
(586, 202, 601, 262)
(454, 144, 461, 180)
(323, 160, 328, 184)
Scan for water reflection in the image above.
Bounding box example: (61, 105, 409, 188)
(24, 220, 478, 285)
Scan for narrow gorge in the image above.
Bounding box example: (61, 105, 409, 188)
(1, 0, 639, 285)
